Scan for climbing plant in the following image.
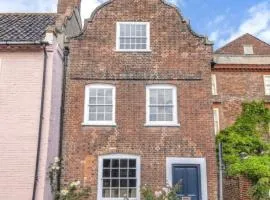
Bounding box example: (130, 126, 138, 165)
(216, 101, 270, 199)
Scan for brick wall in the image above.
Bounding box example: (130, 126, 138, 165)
(61, 0, 217, 199)
(215, 33, 270, 55)
(213, 34, 270, 200)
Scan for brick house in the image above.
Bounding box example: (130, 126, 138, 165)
(0, 10, 81, 200)
(60, 0, 218, 200)
(212, 33, 270, 200)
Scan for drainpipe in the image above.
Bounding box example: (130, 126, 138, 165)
(218, 142, 223, 200)
(57, 47, 69, 191)
(32, 44, 48, 200)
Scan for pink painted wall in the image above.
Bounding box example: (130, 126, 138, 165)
(0, 44, 63, 200)
(0, 50, 44, 200)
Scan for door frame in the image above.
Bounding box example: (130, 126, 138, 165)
(166, 157, 208, 200)
(172, 164, 201, 199)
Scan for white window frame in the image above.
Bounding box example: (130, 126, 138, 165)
(166, 157, 208, 200)
(213, 108, 220, 135)
(211, 74, 217, 95)
(264, 75, 270, 96)
(145, 84, 179, 126)
(116, 22, 151, 52)
(83, 84, 116, 126)
(97, 154, 141, 200)
(243, 45, 254, 55)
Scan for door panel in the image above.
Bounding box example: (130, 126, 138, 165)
(172, 165, 201, 200)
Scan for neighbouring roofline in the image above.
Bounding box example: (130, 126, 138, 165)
(70, 0, 213, 45)
(0, 41, 49, 45)
(215, 33, 270, 53)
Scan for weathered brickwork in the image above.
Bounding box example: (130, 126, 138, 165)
(61, 0, 217, 199)
(213, 34, 270, 199)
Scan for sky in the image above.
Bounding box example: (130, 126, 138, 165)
(1, 0, 270, 49)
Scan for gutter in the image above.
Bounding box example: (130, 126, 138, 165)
(0, 41, 48, 45)
(32, 43, 49, 200)
(57, 47, 69, 191)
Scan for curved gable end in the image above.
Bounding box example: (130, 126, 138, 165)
(75, 0, 211, 45)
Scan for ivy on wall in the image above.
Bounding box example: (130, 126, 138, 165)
(216, 101, 270, 199)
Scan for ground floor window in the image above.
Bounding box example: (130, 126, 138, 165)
(98, 154, 140, 200)
(166, 157, 208, 200)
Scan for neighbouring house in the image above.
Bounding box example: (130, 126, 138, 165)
(0, 10, 81, 200)
(212, 33, 270, 200)
(59, 0, 218, 200)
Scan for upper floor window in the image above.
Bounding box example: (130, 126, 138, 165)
(98, 154, 140, 200)
(116, 22, 150, 51)
(243, 45, 254, 55)
(213, 108, 220, 135)
(83, 84, 116, 126)
(146, 85, 179, 126)
(211, 74, 217, 95)
(264, 75, 270, 95)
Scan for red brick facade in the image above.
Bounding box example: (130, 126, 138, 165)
(60, 0, 217, 199)
(213, 34, 270, 199)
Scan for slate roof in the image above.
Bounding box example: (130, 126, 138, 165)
(0, 13, 56, 42)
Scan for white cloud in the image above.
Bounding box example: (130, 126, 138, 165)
(167, 0, 185, 6)
(0, 0, 57, 13)
(80, 0, 184, 23)
(207, 15, 225, 27)
(81, 0, 107, 22)
(221, 0, 270, 46)
(209, 31, 219, 41)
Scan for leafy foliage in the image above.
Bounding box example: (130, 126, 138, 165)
(217, 101, 270, 199)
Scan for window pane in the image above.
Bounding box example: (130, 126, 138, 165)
(97, 106, 105, 112)
(129, 179, 136, 187)
(120, 169, 128, 177)
(89, 113, 96, 121)
(120, 179, 128, 187)
(165, 106, 173, 114)
(103, 159, 111, 168)
(103, 189, 110, 198)
(97, 113, 104, 120)
(112, 169, 119, 177)
(165, 114, 173, 121)
(112, 159, 119, 168)
(103, 169, 110, 177)
(105, 89, 112, 97)
(129, 159, 136, 168)
(120, 189, 128, 197)
(158, 90, 165, 104)
(105, 113, 112, 121)
(111, 189, 119, 198)
(105, 96, 112, 104)
(89, 88, 96, 97)
(103, 179, 111, 187)
(97, 89, 105, 96)
(150, 89, 157, 104)
(89, 97, 96, 104)
(129, 169, 136, 177)
(129, 188, 137, 198)
(97, 97, 104, 104)
(150, 114, 157, 121)
(150, 107, 158, 114)
(120, 160, 128, 168)
(112, 179, 119, 187)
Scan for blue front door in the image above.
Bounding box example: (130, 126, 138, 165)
(172, 165, 201, 200)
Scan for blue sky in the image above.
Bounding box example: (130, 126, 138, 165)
(1, 0, 270, 49)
